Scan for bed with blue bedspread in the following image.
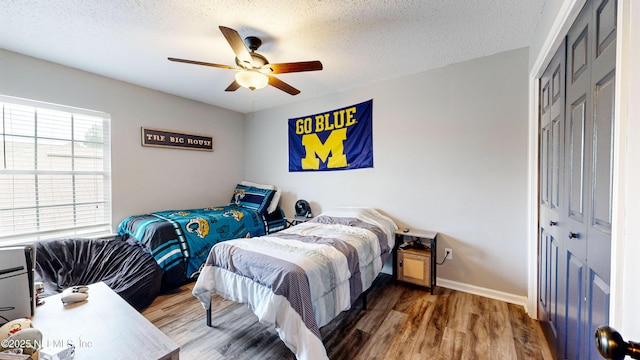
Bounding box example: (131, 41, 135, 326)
(117, 182, 286, 290)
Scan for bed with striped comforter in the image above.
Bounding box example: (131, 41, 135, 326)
(191, 207, 398, 360)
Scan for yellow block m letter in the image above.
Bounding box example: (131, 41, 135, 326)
(300, 129, 348, 170)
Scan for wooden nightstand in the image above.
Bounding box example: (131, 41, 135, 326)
(393, 229, 438, 294)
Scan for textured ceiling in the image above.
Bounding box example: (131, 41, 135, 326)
(0, 0, 545, 114)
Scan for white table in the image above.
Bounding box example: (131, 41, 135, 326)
(32, 282, 179, 360)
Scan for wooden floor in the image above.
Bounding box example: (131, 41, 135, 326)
(142, 274, 553, 360)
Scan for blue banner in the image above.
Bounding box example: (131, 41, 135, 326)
(288, 99, 373, 172)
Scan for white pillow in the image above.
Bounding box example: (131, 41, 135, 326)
(240, 181, 280, 213)
(267, 189, 282, 214)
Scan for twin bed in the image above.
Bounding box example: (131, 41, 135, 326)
(192, 207, 398, 360)
(117, 182, 286, 289)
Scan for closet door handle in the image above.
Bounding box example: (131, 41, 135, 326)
(595, 325, 640, 359)
(549, 221, 558, 227)
(568, 232, 578, 239)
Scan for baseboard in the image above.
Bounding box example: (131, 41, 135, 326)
(436, 278, 528, 309)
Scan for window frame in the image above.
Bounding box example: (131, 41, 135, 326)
(0, 95, 112, 245)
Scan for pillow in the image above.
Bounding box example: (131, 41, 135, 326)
(267, 189, 282, 214)
(240, 180, 275, 190)
(230, 184, 275, 214)
(240, 181, 281, 213)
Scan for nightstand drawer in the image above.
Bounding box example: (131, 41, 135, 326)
(397, 249, 431, 287)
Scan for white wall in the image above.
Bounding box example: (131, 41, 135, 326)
(614, 0, 640, 341)
(245, 48, 530, 297)
(0, 49, 246, 229)
(0, 45, 534, 300)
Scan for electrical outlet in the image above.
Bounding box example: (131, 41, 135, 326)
(445, 248, 453, 260)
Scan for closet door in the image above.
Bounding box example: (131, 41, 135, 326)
(564, 4, 591, 358)
(583, 0, 616, 359)
(563, 0, 616, 358)
(538, 38, 566, 352)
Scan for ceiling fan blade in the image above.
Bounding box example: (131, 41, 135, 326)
(268, 76, 300, 96)
(168, 57, 237, 69)
(265, 61, 323, 74)
(225, 80, 241, 92)
(219, 26, 253, 68)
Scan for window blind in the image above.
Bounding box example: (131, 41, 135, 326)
(0, 95, 112, 244)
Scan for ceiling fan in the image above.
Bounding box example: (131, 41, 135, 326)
(168, 26, 323, 95)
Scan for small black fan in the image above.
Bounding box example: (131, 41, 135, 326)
(295, 200, 312, 218)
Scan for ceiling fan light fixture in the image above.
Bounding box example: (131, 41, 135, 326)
(235, 70, 268, 90)
(169, 26, 322, 95)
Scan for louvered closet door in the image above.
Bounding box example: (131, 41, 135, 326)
(562, 0, 616, 359)
(538, 38, 566, 354)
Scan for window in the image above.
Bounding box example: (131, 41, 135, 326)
(0, 95, 111, 245)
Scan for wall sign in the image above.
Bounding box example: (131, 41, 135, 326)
(288, 99, 373, 172)
(141, 127, 214, 152)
